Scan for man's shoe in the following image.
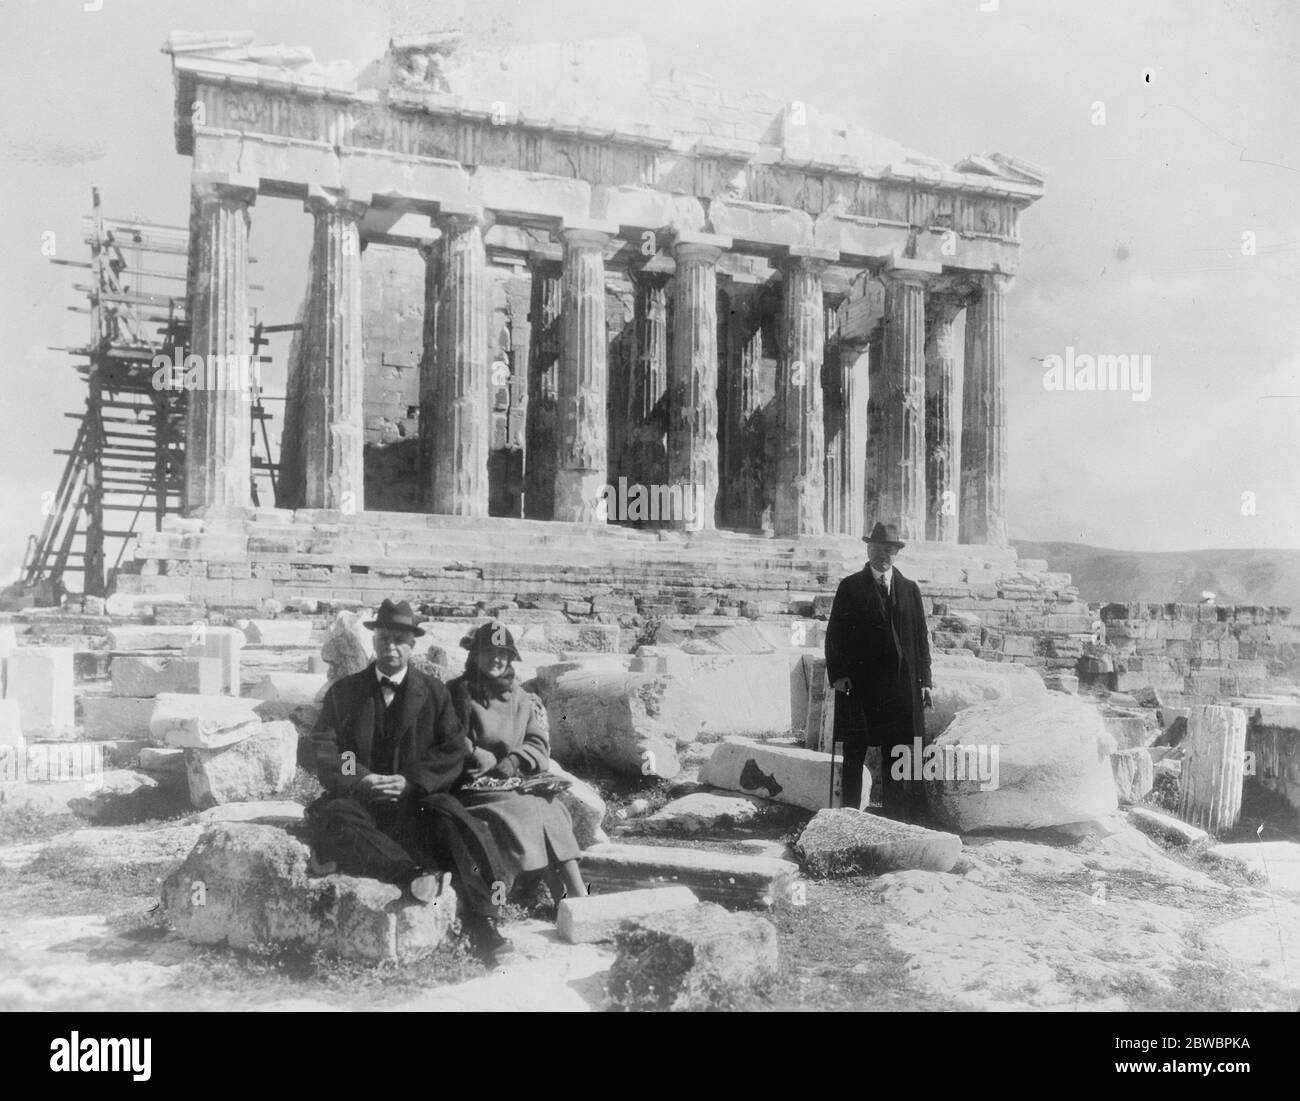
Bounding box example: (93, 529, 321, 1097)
(466, 914, 514, 964)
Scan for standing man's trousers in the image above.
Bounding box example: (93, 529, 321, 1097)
(307, 791, 508, 918)
(839, 696, 919, 816)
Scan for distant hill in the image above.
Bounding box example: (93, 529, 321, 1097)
(1012, 541, 1300, 611)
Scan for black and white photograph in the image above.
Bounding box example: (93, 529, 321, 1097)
(0, 0, 1297, 1045)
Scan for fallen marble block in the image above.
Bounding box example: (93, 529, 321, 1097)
(162, 823, 456, 962)
(701, 738, 863, 812)
(184, 720, 299, 809)
(609, 902, 779, 1010)
(151, 693, 263, 749)
(794, 808, 963, 877)
(556, 885, 699, 944)
(580, 841, 799, 908)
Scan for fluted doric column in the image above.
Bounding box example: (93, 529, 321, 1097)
(824, 290, 864, 535)
(668, 233, 730, 531)
(721, 283, 765, 530)
(925, 293, 963, 542)
(293, 187, 368, 512)
(185, 173, 256, 515)
(622, 268, 670, 503)
(876, 259, 934, 542)
(960, 272, 1012, 545)
(523, 247, 562, 520)
(774, 247, 836, 537)
(423, 206, 491, 516)
(840, 343, 868, 540)
(555, 222, 615, 523)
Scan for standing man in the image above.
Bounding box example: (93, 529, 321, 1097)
(302, 598, 513, 960)
(825, 522, 933, 817)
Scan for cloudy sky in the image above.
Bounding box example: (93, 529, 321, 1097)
(0, 0, 1297, 585)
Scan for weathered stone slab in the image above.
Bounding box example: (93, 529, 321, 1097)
(184, 720, 300, 808)
(104, 591, 190, 616)
(1111, 747, 1154, 805)
(138, 746, 186, 777)
(556, 885, 699, 944)
(5, 648, 75, 739)
(701, 738, 862, 811)
(634, 791, 765, 835)
(183, 626, 245, 695)
(196, 800, 306, 826)
(794, 808, 962, 877)
(107, 625, 198, 650)
(609, 902, 779, 1009)
(928, 694, 1118, 832)
(162, 823, 456, 962)
(580, 841, 799, 908)
(151, 693, 263, 749)
(110, 655, 223, 698)
(1126, 806, 1208, 846)
(540, 670, 689, 779)
(81, 696, 157, 741)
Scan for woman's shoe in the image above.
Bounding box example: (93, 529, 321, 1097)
(465, 914, 515, 963)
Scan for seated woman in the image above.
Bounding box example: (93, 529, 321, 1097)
(447, 622, 587, 913)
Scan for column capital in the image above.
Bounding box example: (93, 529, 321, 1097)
(925, 291, 965, 324)
(883, 254, 942, 284)
(435, 204, 492, 233)
(671, 230, 731, 264)
(558, 219, 618, 249)
(781, 244, 838, 272)
(527, 243, 564, 271)
(192, 171, 258, 208)
(978, 270, 1016, 295)
(304, 185, 369, 220)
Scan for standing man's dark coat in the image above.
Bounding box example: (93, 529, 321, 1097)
(825, 565, 931, 748)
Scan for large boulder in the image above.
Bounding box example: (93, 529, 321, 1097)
(794, 808, 962, 877)
(927, 694, 1118, 832)
(609, 903, 779, 1010)
(539, 670, 691, 779)
(162, 823, 456, 962)
(183, 720, 299, 808)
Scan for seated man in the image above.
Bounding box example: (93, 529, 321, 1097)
(302, 598, 513, 961)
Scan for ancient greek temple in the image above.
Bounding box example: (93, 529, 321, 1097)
(167, 30, 1043, 546)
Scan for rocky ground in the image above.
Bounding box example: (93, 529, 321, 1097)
(1, 784, 1295, 1013)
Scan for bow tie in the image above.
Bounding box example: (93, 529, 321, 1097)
(379, 676, 401, 691)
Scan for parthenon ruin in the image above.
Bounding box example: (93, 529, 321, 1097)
(166, 29, 1043, 545)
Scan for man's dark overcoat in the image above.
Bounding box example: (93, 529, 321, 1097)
(824, 564, 932, 748)
(305, 663, 469, 798)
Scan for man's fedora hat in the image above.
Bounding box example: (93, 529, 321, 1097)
(364, 599, 425, 637)
(459, 621, 522, 662)
(862, 521, 906, 549)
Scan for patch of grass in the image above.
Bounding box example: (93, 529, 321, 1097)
(169, 934, 487, 1006)
(0, 805, 80, 846)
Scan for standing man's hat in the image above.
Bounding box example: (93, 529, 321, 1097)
(862, 521, 906, 549)
(459, 621, 522, 662)
(364, 599, 426, 637)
